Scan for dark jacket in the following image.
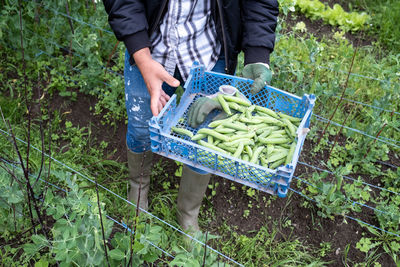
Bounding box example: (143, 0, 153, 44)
(103, 0, 279, 74)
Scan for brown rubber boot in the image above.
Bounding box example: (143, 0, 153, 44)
(176, 165, 211, 232)
(126, 147, 153, 211)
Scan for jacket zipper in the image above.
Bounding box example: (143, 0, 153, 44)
(149, 0, 168, 36)
(216, 0, 229, 73)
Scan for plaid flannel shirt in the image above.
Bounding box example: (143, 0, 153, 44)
(150, 0, 221, 80)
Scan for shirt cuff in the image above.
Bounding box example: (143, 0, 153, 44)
(123, 30, 151, 57)
(244, 47, 271, 66)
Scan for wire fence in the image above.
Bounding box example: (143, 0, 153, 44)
(2, 0, 400, 264)
(20, 0, 400, 205)
(1, 124, 399, 265)
(30, 31, 400, 119)
(0, 157, 176, 260)
(23, 0, 400, 116)
(24, 43, 400, 151)
(17, 1, 400, 138)
(0, 127, 244, 267)
(27, 41, 400, 150)
(313, 114, 400, 149)
(294, 175, 390, 217)
(298, 160, 400, 196)
(289, 188, 400, 238)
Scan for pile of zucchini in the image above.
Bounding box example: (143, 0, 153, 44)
(171, 94, 302, 170)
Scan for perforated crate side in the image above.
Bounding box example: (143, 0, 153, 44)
(150, 64, 315, 198)
(155, 133, 285, 196)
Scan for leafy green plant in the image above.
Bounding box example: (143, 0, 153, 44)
(350, 0, 400, 51)
(294, 0, 370, 32)
(169, 232, 221, 267)
(319, 242, 332, 257)
(24, 192, 113, 265)
(356, 230, 399, 266)
(0, 161, 171, 266)
(207, 181, 219, 199)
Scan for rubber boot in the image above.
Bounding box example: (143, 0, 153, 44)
(127, 147, 153, 211)
(177, 165, 211, 232)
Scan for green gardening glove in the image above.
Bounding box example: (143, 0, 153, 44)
(187, 97, 222, 128)
(242, 63, 272, 94)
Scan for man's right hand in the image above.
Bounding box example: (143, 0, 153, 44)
(133, 48, 180, 116)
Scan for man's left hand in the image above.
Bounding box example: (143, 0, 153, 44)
(242, 63, 272, 94)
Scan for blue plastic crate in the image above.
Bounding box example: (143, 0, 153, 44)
(149, 63, 315, 197)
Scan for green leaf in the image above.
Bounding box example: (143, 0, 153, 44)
(109, 249, 125, 260)
(31, 234, 47, 246)
(54, 205, 65, 220)
(132, 241, 145, 253)
(391, 241, 400, 252)
(23, 243, 40, 256)
(175, 165, 183, 177)
(91, 249, 104, 266)
(55, 250, 67, 261)
(62, 229, 70, 240)
(8, 191, 24, 204)
(34, 259, 49, 267)
(170, 254, 201, 267)
(356, 237, 379, 253)
(1, 183, 24, 204)
(169, 254, 190, 266)
(143, 252, 158, 263)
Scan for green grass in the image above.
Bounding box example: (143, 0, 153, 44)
(216, 222, 330, 266)
(341, 0, 400, 51)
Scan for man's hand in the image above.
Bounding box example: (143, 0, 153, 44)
(187, 97, 222, 128)
(242, 63, 272, 94)
(133, 48, 180, 116)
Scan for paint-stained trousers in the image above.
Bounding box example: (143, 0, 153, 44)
(124, 50, 225, 173)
